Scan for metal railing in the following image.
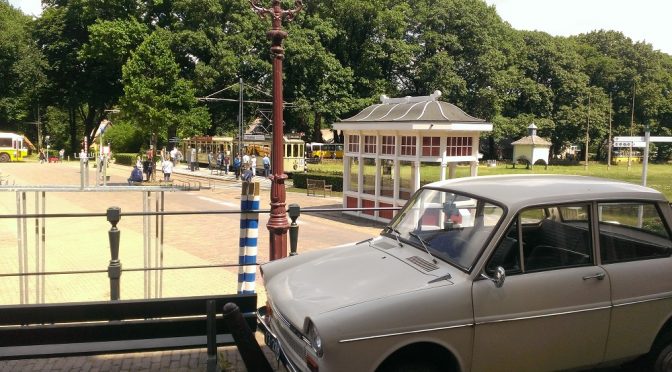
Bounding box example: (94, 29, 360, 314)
(1, 204, 400, 303)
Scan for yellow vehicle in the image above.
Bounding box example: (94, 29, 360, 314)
(180, 136, 234, 164)
(181, 134, 305, 173)
(307, 142, 344, 160)
(235, 135, 306, 173)
(0, 132, 28, 162)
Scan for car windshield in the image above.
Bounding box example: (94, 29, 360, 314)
(387, 188, 504, 270)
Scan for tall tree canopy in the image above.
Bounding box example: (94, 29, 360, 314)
(0, 0, 46, 126)
(2, 0, 671, 160)
(120, 29, 210, 142)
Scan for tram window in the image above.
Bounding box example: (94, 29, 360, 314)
(292, 144, 298, 158)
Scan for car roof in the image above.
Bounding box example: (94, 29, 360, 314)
(427, 175, 667, 210)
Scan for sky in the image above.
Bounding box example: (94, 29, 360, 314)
(7, 0, 672, 56)
(484, 0, 671, 55)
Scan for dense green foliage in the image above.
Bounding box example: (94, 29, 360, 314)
(1, 0, 671, 160)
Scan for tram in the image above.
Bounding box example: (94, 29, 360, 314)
(180, 134, 305, 173)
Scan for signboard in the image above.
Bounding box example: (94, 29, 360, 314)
(614, 136, 672, 143)
(613, 141, 646, 148)
(244, 134, 266, 141)
(168, 137, 180, 143)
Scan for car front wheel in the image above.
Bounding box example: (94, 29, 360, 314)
(642, 330, 672, 372)
(654, 342, 672, 371)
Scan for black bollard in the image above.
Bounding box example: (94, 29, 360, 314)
(222, 302, 273, 372)
(107, 207, 122, 301)
(288, 204, 300, 256)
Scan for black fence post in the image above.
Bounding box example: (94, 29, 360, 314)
(107, 207, 122, 301)
(288, 203, 300, 256)
(222, 302, 273, 372)
(206, 299, 218, 372)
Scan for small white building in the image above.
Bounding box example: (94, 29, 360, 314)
(511, 123, 551, 168)
(332, 91, 492, 223)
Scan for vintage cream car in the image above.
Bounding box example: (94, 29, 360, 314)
(258, 175, 672, 372)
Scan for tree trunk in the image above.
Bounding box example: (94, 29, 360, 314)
(168, 125, 178, 150)
(69, 106, 78, 154)
(312, 112, 322, 143)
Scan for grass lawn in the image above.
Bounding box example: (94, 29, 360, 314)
(305, 160, 672, 200)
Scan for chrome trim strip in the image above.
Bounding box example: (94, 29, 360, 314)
(613, 294, 672, 307)
(339, 323, 473, 343)
(475, 305, 612, 325)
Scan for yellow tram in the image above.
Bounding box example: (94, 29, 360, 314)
(180, 134, 305, 173)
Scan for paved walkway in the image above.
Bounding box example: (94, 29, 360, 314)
(0, 160, 384, 371)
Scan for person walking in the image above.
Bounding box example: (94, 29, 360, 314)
(161, 157, 173, 182)
(190, 146, 197, 172)
(233, 154, 241, 180)
(170, 147, 177, 164)
(58, 148, 65, 162)
(262, 154, 270, 177)
(39, 149, 46, 164)
(242, 153, 250, 169)
(223, 153, 230, 175)
(250, 155, 257, 176)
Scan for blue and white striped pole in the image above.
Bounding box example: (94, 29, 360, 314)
(238, 181, 260, 294)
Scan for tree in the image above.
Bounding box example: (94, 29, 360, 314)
(120, 30, 210, 148)
(0, 1, 46, 127)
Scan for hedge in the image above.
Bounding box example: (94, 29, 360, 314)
(114, 153, 138, 166)
(291, 172, 343, 192)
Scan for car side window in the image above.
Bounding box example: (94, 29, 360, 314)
(598, 202, 672, 263)
(486, 221, 521, 275)
(521, 204, 592, 272)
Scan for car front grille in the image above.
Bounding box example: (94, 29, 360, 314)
(270, 305, 309, 363)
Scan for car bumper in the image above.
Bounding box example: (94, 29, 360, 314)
(257, 306, 301, 372)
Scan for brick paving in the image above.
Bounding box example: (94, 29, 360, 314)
(0, 160, 384, 371)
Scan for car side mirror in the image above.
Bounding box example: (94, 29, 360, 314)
(481, 266, 506, 288)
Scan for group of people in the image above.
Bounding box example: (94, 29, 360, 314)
(38, 148, 66, 163)
(230, 153, 271, 180)
(128, 148, 175, 185)
(128, 145, 272, 185)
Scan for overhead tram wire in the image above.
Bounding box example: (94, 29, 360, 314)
(197, 97, 294, 106)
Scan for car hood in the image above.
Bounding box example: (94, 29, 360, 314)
(262, 238, 456, 327)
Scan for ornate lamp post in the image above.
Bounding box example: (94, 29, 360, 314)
(249, 0, 303, 260)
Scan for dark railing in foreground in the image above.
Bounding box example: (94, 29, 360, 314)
(0, 204, 399, 368)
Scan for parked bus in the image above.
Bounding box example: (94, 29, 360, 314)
(0, 132, 28, 162)
(306, 142, 343, 160)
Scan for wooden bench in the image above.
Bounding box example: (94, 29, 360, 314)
(307, 178, 332, 197)
(0, 293, 256, 360)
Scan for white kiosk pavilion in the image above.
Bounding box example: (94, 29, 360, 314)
(511, 123, 551, 169)
(332, 91, 492, 223)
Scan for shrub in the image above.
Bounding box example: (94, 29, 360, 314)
(114, 153, 138, 166)
(292, 172, 343, 191)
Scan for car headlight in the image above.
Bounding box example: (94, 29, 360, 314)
(304, 318, 323, 357)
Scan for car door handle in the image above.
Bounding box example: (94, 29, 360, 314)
(582, 272, 605, 281)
